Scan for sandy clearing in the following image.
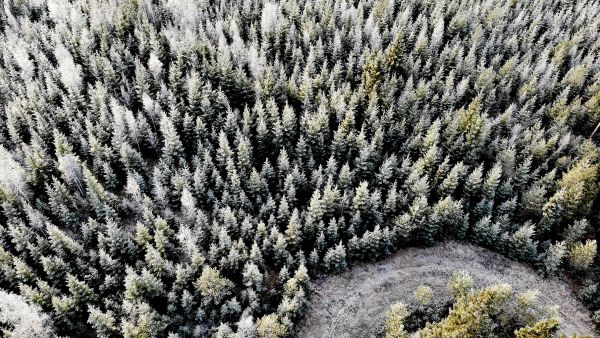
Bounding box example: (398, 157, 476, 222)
(296, 241, 596, 338)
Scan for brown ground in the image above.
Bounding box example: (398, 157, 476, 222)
(296, 241, 596, 338)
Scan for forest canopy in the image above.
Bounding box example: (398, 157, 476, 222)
(0, 0, 599, 337)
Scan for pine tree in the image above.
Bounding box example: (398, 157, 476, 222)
(0, 145, 28, 200)
(195, 266, 233, 308)
(508, 223, 538, 262)
(364, 51, 384, 93)
(124, 267, 164, 302)
(66, 274, 97, 309)
(121, 301, 167, 338)
(322, 242, 347, 273)
(544, 156, 599, 222)
(243, 262, 263, 291)
(385, 302, 409, 338)
(544, 241, 567, 276)
(256, 313, 287, 338)
(285, 209, 302, 248)
(159, 113, 184, 167)
(569, 240, 597, 271)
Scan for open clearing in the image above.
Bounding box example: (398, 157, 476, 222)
(296, 241, 596, 338)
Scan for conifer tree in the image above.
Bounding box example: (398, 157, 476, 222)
(323, 242, 348, 273)
(257, 313, 287, 338)
(569, 240, 597, 272)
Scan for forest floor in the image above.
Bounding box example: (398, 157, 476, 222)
(296, 241, 595, 338)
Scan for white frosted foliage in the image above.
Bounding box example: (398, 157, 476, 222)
(54, 44, 83, 91)
(0, 290, 55, 338)
(0, 145, 27, 198)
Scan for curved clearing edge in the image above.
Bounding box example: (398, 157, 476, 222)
(296, 241, 595, 337)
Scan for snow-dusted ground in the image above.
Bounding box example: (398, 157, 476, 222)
(296, 241, 595, 337)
